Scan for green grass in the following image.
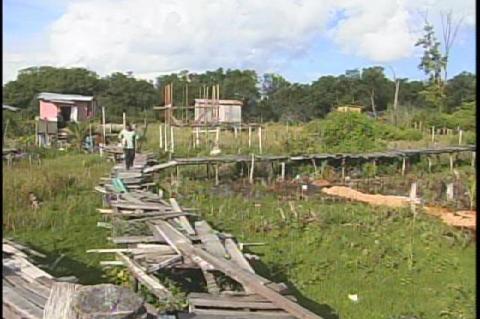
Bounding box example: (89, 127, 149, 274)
(175, 179, 475, 319)
(2, 152, 114, 284)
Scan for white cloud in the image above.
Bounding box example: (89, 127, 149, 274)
(3, 0, 475, 84)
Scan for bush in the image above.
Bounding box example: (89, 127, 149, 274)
(317, 112, 386, 153)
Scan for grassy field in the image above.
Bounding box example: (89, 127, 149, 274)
(141, 122, 472, 157)
(2, 152, 114, 284)
(173, 179, 475, 319)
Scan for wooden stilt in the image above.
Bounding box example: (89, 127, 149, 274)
(249, 154, 255, 184)
(258, 127, 262, 154)
(449, 153, 454, 172)
(215, 164, 219, 186)
(248, 126, 252, 148)
(311, 159, 317, 176)
(431, 126, 435, 143)
(196, 127, 200, 148)
(280, 162, 286, 181)
(170, 126, 174, 153)
(341, 158, 346, 182)
(159, 124, 163, 149)
(472, 151, 476, 167)
(123, 112, 126, 129)
(401, 157, 406, 176)
(458, 129, 463, 145)
(428, 156, 432, 173)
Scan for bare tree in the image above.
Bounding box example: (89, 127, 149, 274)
(440, 10, 464, 81)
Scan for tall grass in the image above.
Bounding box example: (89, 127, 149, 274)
(2, 153, 114, 283)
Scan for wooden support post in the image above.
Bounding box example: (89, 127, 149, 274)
(159, 124, 163, 149)
(428, 156, 432, 173)
(101, 107, 106, 154)
(401, 157, 406, 176)
(164, 122, 168, 152)
(195, 127, 200, 148)
(449, 153, 454, 172)
(123, 112, 126, 129)
(33, 120, 38, 146)
(215, 127, 220, 147)
(248, 126, 252, 148)
(311, 159, 317, 176)
(372, 159, 377, 177)
(258, 126, 262, 154)
(431, 126, 435, 143)
(280, 162, 286, 181)
(446, 183, 454, 201)
(472, 151, 476, 167)
(341, 158, 346, 182)
(249, 153, 255, 184)
(459, 129, 463, 145)
(215, 164, 219, 186)
(409, 182, 417, 202)
(234, 126, 238, 138)
(170, 126, 175, 153)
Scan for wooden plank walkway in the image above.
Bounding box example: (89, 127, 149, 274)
(95, 152, 324, 319)
(143, 145, 476, 173)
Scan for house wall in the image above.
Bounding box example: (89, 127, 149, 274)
(195, 104, 242, 124)
(39, 101, 59, 120)
(39, 100, 94, 122)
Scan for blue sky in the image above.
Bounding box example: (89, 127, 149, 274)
(3, 0, 476, 84)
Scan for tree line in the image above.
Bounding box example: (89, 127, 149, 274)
(2, 65, 475, 123)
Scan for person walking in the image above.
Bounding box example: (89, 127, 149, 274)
(118, 123, 138, 170)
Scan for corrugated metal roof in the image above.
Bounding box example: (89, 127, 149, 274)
(2, 104, 20, 111)
(37, 92, 94, 102)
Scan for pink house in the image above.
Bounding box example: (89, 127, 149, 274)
(38, 92, 97, 123)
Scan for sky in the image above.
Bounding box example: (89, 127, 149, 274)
(2, 0, 476, 85)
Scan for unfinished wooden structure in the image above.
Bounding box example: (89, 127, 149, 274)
(154, 83, 264, 154)
(94, 153, 323, 319)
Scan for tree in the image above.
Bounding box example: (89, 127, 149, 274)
(415, 21, 445, 85)
(440, 10, 464, 81)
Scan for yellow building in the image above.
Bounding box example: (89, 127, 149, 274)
(336, 105, 363, 113)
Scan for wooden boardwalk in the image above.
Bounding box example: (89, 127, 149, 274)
(95, 153, 323, 319)
(144, 145, 476, 173)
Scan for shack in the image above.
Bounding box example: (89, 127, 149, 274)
(36, 92, 97, 147)
(194, 98, 242, 124)
(38, 92, 97, 123)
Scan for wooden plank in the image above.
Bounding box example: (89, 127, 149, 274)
(195, 221, 228, 259)
(109, 236, 162, 244)
(116, 252, 171, 299)
(169, 198, 196, 236)
(42, 282, 80, 319)
(224, 239, 254, 274)
(189, 298, 281, 310)
(151, 221, 322, 319)
(191, 309, 295, 318)
(3, 285, 44, 319)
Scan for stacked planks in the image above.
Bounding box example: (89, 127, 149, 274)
(2, 240, 54, 319)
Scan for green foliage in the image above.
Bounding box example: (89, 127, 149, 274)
(415, 23, 445, 84)
(178, 180, 475, 319)
(320, 112, 385, 152)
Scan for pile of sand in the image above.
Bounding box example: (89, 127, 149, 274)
(321, 186, 411, 208)
(322, 186, 476, 231)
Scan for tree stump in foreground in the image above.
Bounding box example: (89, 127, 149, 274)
(71, 284, 146, 319)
